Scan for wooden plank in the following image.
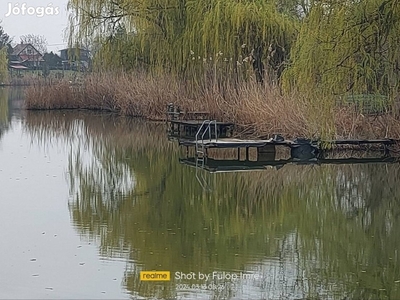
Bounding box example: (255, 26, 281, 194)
(170, 120, 234, 126)
(257, 144, 276, 161)
(179, 138, 294, 148)
(328, 139, 396, 145)
(179, 156, 399, 173)
(178, 136, 398, 150)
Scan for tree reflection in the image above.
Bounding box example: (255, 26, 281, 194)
(0, 87, 27, 142)
(24, 111, 400, 299)
(0, 88, 10, 142)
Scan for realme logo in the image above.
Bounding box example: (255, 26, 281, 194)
(140, 271, 170, 281)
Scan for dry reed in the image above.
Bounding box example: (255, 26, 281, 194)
(25, 71, 400, 139)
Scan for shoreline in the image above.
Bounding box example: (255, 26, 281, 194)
(22, 72, 400, 141)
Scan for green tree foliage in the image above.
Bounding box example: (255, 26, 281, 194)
(282, 0, 400, 98)
(0, 47, 8, 83)
(67, 0, 400, 132)
(67, 0, 298, 81)
(43, 51, 63, 69)
(0, 22, 10, 83)
(0, 21, 12, 49)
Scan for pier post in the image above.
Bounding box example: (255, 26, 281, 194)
(257, 145, 276, 161)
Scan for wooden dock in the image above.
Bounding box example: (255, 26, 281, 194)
(170, 120, 234, 139)
(178, 137, 395, 161)
(166, 103, 399, 161)
(326, 139, 396, 146)
(166, 104, 234, 139)
(179, 137, 295, 148)
(178, 137, 396, 149)
(179, 156, 400, 173)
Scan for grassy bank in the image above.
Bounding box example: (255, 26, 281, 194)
(24, 72, 400, 139)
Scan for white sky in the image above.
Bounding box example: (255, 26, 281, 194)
(1, 0, 70, 54)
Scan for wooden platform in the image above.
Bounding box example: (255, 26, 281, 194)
(166, 104, 399, 158)
(178, 136, 399, 161)
(180, 137, 396, 149)
(180, 156, 399, 173)
(326, 139, 396, 146)
(168, 120, 234, 139)
(179, 138, 295, 148)
(170, 120, 234, 126)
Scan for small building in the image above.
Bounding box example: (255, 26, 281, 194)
(8, 60, 29, 77)
(59, 48, 91, 71)
(10, 43, 44, 69)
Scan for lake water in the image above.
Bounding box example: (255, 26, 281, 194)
(1, 87, 400, 299)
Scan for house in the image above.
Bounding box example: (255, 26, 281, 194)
(59, 48, 90, 70)
(9, 43, 44, 69)
(43, 52, 63, 70)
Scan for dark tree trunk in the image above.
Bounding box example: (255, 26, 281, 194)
(252, 45, 264, 84)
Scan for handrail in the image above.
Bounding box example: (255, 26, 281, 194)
(201, 120, 217, 143)
(195, 120, 218, 149)
(193, 120, 218, 191)
(195, 120, 210, 145)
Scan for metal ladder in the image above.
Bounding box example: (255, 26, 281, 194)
(194, 120, 217, 191)
(195, 120, 218, 162)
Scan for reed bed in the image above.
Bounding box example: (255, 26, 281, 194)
(25, 72, 400, 139)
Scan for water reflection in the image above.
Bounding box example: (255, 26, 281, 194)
(0, 88, 10, 141)
(24, 111, 400, 299)
(0, 87, 26, 142)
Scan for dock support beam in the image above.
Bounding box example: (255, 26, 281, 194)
(257, 145, 276, 161)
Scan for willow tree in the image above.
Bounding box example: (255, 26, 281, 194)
(283, 0, 400, 100)
(181, 1, 298, 83)
(0, 47, 8, 84)
(67, 0, 298, 82)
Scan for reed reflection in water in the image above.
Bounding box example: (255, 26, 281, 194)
(24, 110, 400, 299)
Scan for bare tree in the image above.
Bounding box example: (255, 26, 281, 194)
(20, 34, 48, 55)
(0, 21, 12, 49)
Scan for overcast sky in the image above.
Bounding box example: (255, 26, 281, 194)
(1, 0, 70, 53)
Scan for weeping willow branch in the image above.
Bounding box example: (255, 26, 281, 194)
(67, 0, 298, 81)
(0, 47, 8, 84)
(282, 0, 400, 98)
